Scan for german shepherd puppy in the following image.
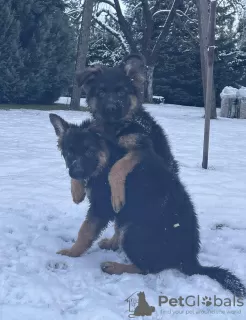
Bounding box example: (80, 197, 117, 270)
(71, 54, 179, 213)
(49, 114, 246, 298)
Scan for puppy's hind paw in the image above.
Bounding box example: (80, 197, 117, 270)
(101, 261, 122, 275)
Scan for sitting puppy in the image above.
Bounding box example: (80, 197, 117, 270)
(49, 113, 246, 298)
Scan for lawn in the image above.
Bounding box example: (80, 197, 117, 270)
(0, 104, 245, 319)
(0, 103, 88, 111)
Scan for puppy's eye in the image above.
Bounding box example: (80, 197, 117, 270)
(85, 146, 93, 153)
(117, 88, 125, 97)
(98, 89, 105, 97)
(84, 146, 96, 156)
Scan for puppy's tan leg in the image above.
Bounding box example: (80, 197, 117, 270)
(101, 262, 142, 275)
(71, 178, 86, 204)
(108, 150, 140, 213)
(57, 211, 108, 257)
(98, 224, 120, 251)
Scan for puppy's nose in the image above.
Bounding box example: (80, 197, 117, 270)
(71, 159, 82, 170)
(107, 103, 117, 111)
(70, 160, 83, 177)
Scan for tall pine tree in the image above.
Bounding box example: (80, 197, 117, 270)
(0, 0, 75, 104)
(0, 0, 25, 103)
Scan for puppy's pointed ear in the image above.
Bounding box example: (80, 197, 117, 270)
(122, 54, 146, 90)
(76, 64, 104, 94)
(49, 113, 69, 137)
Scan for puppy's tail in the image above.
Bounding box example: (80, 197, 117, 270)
(181, 263, 246, 298)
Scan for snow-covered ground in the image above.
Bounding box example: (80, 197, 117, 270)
(0, 104, 245, 320)
(54, 97, 87, 107)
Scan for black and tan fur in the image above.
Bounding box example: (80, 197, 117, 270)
(49, 114, 246, 298)
(71, 54, 179, 214)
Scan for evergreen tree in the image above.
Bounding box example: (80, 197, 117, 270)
(213, 2, 240, 104)
(153, 0, 203, 106)
(0, 0, 24, 103)
(0, 0, 75, 104)
(120, 0, 203, 105)
(154, 25, 203, 106)
(89, 14, 125, 66)
(226, 11, 246, 89)
(154, 0, 242, 106)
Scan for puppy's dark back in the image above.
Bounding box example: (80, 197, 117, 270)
(131, 108, 179, 175)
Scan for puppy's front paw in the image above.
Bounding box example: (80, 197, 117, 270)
(108, 166, 126, 213)
(56, 248, 81, 257)
(111, 191, 125, 213)
(71, 179, 86, 204)
(72, 194, 85, 205)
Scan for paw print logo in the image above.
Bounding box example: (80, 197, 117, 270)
(202, 296, 212, 307)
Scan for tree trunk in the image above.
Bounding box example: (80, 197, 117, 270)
(197, 0, 208, 106)
(211, 81, 217, 119)
(145, 65, 154, 103)
(202, 0, 216, 169)
(70, 0, 94, 110)
(196, 0, 217, 119)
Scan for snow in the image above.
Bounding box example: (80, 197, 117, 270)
(220, 86, 238, 99)
(0, 104, 246, 319)
(152, 9, 170, 18)
(153, 95, 165, 104)
(93, 16, 129, 52)
(54, 97, 87, 107)
(220, 86, 246, 99)
(237, 87, 246, 98)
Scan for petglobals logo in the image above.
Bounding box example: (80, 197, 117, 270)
(125, 291, 156, 318)
(125, 292, 244, 318)
(158, 295, 244, 308)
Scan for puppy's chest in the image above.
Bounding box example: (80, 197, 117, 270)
(86, 174, 116, 218)
(85, 185, 92, 200)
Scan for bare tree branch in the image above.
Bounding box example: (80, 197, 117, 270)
(113, 0, 138, 52)
(93, 16, 128, 52)
(70, 0, 94, 110)
(152, 10, 170, 18)
(70, 11, 83, 24)
(151, 0, 182, 60)
(99, 0, 115, 9)
(141, 0, 153, 58)
(141, 0, 153, 25)
(151, 0, 162, 15)
(176, 15, 199, 44)
(96, 8, 118, 24)
(90, 36, 104, 49)
(176, 10, 197, 23)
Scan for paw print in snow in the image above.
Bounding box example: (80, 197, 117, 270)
(202, 296, 212, 307)
(46, 261, 68, 272)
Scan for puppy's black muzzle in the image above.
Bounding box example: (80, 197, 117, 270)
(102, 104, 124, 121)
(69, 159, 84, 180)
